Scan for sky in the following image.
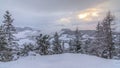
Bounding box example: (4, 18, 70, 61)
(0, 0, 120, 32)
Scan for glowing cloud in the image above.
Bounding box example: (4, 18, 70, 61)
(78, 8, 101, 21)
(59, 18, 71, 23)
(78, 13, 88, 19)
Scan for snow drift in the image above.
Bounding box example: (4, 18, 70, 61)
(0, 53, 120, 68)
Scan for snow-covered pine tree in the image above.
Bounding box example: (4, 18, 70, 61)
(17, 43, 35, 57)
(0, 25, 13, 62)
(0, 25, 7, 51)
(52, 32, 63, 54)
(114, 33, 120, 58)
(2, 11, 18, 61)
(2, 11, 17, 47)
(117, 33, 120, 47)
(83, 38, 91, 54)
(69, 40, 74, 53)
(90, 22, 104, 57)
(73, 27, 82, 53)
(117, 33, 120, 58)
(101, 11, 115, 59)
(36, 34, 50, 55)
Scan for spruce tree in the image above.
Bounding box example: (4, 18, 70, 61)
(2, 11, 17, 48)
(91, 22, 104, 56)
(0, 25, 7, 51)
(69, 40, 74, 53)
(52, 32, 63, 54)
(0, 25, 14, 62)
(101, 12, 115, 59)
(83, 38, 91, 54)
(36, 34, 50, 55)
(73, 27, 82, 53)
(93, 12, 115, 59)
(1, 11, 18, 61)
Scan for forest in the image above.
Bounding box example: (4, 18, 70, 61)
(0, 11, 120, 62)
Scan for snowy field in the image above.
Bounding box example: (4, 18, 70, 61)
(0, 53, 120, 68)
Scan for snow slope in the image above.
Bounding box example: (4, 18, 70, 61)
(0, 53, 120, 68)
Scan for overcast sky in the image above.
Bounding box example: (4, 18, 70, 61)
(0, 0, 120, 32)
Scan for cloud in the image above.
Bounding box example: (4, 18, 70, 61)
(77, 8, 102, 21)
(56, 8, 102, 26)
(0, 0, 119, 32)
(0, 0, 106, 14)
(57, 17, 71, 25)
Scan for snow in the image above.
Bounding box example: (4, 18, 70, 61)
(17, 38, 35, 45)
(64, 43, 69, 49)
(0, 53, 120, 68)
(15, 30, 40, 39)
(59, 34, 73, 41)
(3, 29, 119, 68)
(14, 30, 39, 45)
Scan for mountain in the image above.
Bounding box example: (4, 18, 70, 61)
(14, 27, 120, 47)
(61, 28, 96, 36)
(14, 27, 41, 45)
(16, 27, 35, 32)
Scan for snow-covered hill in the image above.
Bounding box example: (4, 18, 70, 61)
(0, 53, 119, 68)
(14, 27, 41, 45)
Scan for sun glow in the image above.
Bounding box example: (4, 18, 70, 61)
(78, 13, 88, 19)
(78, 8, 100, 21)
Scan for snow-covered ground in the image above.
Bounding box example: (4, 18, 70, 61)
(0, 53, 120, 68)
(5, 28, 119, 68)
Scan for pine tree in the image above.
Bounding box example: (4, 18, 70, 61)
(2, 11, 18, 48)
(118, 34, 120, 46)
(36, 34, 50, 55)
(91, 22, 104, 56)
(1, 11, 18, 61)
(114, 33, 120, 58)
(69, 39, 79, 53)
(117, 34, 120, 58)
(73, 27, 82, 53)
(52, 32, 63, 54)
(83, 38, 91, 54)
(69, 40, 74, 53)
(0, 25, 14, 62)
(101, 12, 115, 59)
(0, 25, 7, 51)
(18, 43, 34, 57)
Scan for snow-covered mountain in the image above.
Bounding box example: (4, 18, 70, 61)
(15, 27, 94, 44)
(14, 27, 41, 45)
(61, 28, 96, 36)
(14, 27, 120, 47)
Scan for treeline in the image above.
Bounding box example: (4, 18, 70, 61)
(0, 11, 120, 62)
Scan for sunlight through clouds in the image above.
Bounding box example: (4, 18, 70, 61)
(77, 8, 101, 21)
(57, 8, 102, 26)
(0, 0, 119, 31)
